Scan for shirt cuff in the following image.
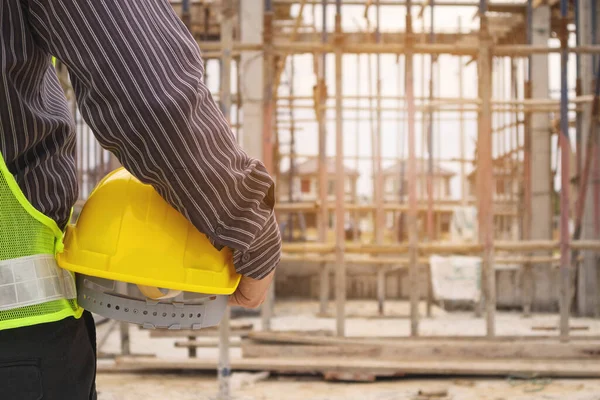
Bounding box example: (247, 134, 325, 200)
(232, 211, 281, 279)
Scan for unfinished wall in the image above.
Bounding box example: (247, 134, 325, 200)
(529, 5, 556, 311)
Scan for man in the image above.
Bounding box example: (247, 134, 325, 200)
(0, 0, 281, 398)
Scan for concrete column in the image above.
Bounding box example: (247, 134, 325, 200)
(529, 6, 553, 309)
(530, 6, 552, 239)
(239, 0, 264, 160)
(577, 0, 599, 317)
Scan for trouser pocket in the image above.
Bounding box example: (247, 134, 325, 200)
(0, 359, 43, 400)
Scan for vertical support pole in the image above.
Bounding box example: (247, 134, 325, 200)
(354, 53, 361, 243)
(218, 3, 233, 398)
(187, 335, 197, 358)
(334, 0, 346, 337)
(261, 0, 274, 332)
(420, 18, 426, 223)
(117, 281, 130, 356)
(523, 80, 533, 317)
(425, 0, 436, 319)
(374, 0, 385, 246)
(181, 0, 191, 30)
(530, 2, 553, 310)
(406, 0, 419, 337)
(240, 0, 264, 160)
(576, 0, 583, 181)
(426, 0, 435, 242)
(263, 1, 275, 174)
(558, 0, 571, 342)
(521, 0, 534, 318)
(397, 56, 406, 242)
(458, 17, 467, 206)
(218, 308, 231, 400)
(377, 269, 386, 315)
(374, 0, 385, 316)
(477, 2, 496, 338)
(594, 4, 600, 242)
(318, 0, 330, 317)
(510, 58, 520, 241)
(319, 265, 330, 316)
(236, 58, 242, 144)
(288, 58, 296, 242)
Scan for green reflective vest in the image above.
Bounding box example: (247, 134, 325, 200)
(0, 151, 82, 330)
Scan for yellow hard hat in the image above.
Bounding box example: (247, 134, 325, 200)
(57, 168, 241, 329)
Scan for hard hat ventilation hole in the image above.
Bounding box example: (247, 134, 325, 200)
(197, 313, 201, 317)
(124, 308, 129, 312)
(107, 304, 111, 309)
(133, 309, 138, 314)
(115, 305, 120, 311)
(172, 313, 176, 318)
(181, 313, 185, 318)
(143, 311, 148, 315)
(189, 313, 193, 318)
(152, 312, 157, 316)
(162, 312, 167, 317)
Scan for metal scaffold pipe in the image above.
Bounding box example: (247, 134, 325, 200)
(405, 0, 419, 338)
(318, 0, 330, 317)
(334, 0, 346, 337)
(426, 0, 436, 242)
(477, 0, 496, 338)
(558, 0, 571, 342)
(218, 0, 233, 398)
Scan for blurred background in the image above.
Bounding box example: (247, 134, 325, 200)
(53, 0, 600, 399)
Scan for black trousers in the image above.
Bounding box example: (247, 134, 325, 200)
(0, 311, 97, 400)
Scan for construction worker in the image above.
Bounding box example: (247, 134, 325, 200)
(0, 0, 281, 398)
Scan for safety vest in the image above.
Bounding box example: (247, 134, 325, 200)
(0, 152, 82, 330)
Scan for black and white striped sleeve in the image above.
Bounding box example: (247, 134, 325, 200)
(25, 0, 281, 279)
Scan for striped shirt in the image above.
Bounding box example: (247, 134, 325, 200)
(0, 0, 281, 279)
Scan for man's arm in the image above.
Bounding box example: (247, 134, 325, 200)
(26, 0, 281, 280)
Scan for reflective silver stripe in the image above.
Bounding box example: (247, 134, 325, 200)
(0, 255, 77, 311)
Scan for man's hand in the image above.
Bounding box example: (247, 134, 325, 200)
(228, 270, 275, 309)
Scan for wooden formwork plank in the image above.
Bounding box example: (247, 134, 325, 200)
(105, 356, 600, 378)
(147, 323, 253, 338)
(246, 331, 600, 345)
(148, 328, 252, 338)
(241, 340, 600, 360)
(175, 339, 241, 348)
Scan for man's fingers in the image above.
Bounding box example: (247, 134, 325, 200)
(228, 270, 275, 308)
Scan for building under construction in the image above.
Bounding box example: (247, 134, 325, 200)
(55, 0, 600, 398)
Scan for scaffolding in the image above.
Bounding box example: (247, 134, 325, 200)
(66, 0, 600, 393)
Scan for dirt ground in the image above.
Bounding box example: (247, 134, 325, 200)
(96, 300, 600, 400)
(96, 373, 600, 400)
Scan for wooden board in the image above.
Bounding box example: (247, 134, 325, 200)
(149, 329, 252, 338)
(241, 340, 600, 360)
(175, 339, 241, 348)
(531, 325, 589, 331)
(148, 323, 253, 338)
(247, 331, 600, 345)
(101, 356, 600, 378)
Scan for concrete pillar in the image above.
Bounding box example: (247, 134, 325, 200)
(529, 6, 553, 309)
(239, 0, 264, 160)
(576, 0, 600, 317)
(530, 6, 552, 239)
